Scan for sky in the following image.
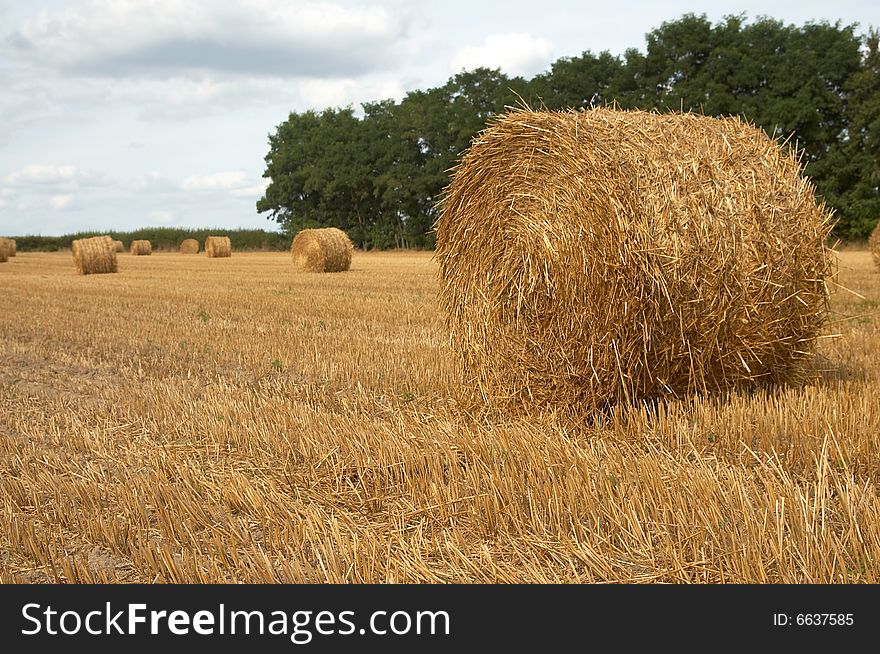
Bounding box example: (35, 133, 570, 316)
(1, 1, 879, 236)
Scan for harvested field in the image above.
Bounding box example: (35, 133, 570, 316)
(0, 250, 879, 583)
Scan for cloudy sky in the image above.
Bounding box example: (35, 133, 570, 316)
(1, 0, 878, 236)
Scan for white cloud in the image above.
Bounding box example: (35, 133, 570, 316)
(6, 1, 409, 78)
(48, 194, 75, 209)
(5, 163, 79, 186)
(131, 171, 178, 191)
(450, 33, 554, 77)
(149, 210, 175, 224)
(182, 170, 250, 191)
(297, 77, 407, 110)
(230, 179, 270, 198)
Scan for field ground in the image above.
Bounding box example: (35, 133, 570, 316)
(1, 249, 879, 583)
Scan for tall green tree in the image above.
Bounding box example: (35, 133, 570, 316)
(813, 29, 880, 239)
(257, 14, 877, 245)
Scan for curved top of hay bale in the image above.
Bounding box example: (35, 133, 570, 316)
(130, 239, 152, 255)
(180, 238, 200, 254)
(290, 227, 353, 273)
(869, 221, 880, 272)
(205, 235, 231, 258)
(435, 107, 835, 410)
(72, 235, 118, 275)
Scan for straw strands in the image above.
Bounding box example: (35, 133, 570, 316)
(290, 227, 353, 272)
(870, 222, 880, 272)
(72, 235, 118, 275)
(435, 107, 836, 411)
(130, 240, 152, 256)
(205, 236, 232, 258)
(180, 238, 200, 254)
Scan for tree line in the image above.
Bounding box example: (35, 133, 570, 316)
(15, 228, 288, 252)
(257, 14, 880, 246)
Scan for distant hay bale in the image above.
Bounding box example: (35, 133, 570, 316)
(111, 239, 124, 253)
(205, 235, 231, 258)
(870, 222, 880, 272)
(0, 238, 16, 257)
(72, 235, 118, 275)
(180, 238, 200, 254)
(130, 239, 152, 256)
(435, 107, 835, 410)
(290, 227, 353, 272)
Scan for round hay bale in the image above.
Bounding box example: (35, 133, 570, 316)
(180, 238, 200, 254)
(111, 239, 124, 253)
(0, 238, 16, 257)
(869, 221, 880, 272)
(72, 235, 118, 275)
(205, 235, 231, 258)
(130, 239, 152, 256)
(435, 107, 835, 410)
(290, 227, 353, 272)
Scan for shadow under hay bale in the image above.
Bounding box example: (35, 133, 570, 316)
(870, 222, 880, 272)
(435, 107, 836, 411)
(130, 240, 152, 256)
(73, 235, 118, 275)
(180, 238, 200, 254)
(290, 227, 353, 272)
(205, 236, 231, 258)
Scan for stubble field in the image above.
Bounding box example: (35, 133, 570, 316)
(0, 248, 878, 583)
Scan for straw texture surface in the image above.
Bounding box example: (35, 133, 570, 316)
(73, 235, 118, 275)
(435, 107, 835, 410)
(290, 228, 353, 272)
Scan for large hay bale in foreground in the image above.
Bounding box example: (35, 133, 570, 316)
(130, 239, 152, 256)
(290, 228, 353, 272)
(72, 235, 118, 275)
(111, 239, 124, 253)
(435, 107, 835, 410)
(870, 222, 880, 272)
(180, 238, 200, 254)
(205, 236, 231, 258)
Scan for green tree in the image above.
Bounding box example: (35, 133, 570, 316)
(814, 29, 880, 239)
(257, 107, 382, 248)
(531, 51, 624, 110)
